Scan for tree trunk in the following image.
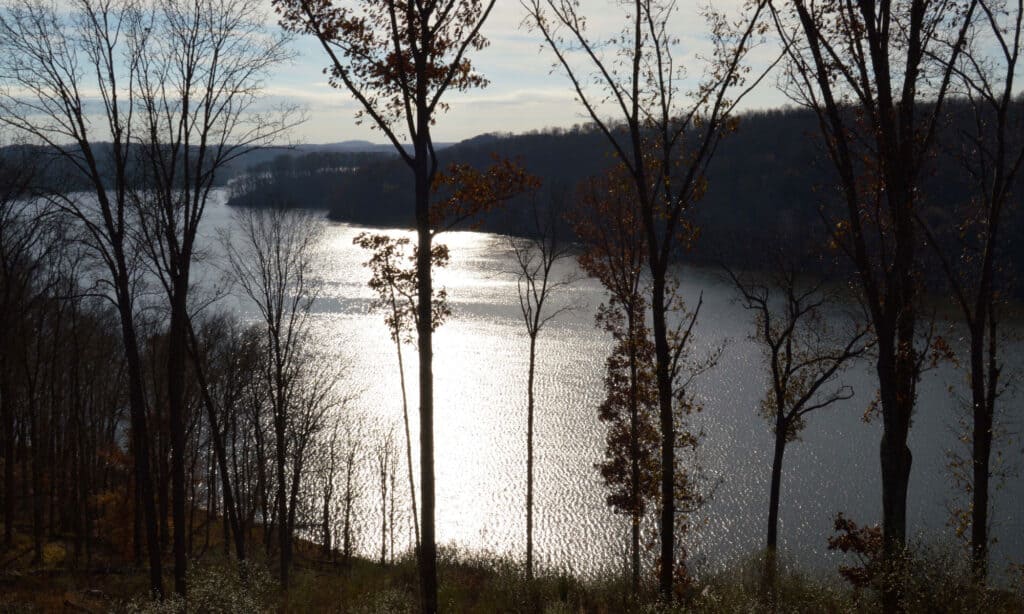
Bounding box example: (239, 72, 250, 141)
(190, 329, 246, 561)
(878, 339, 913, 613)
(969, 323, 991, 581)
(628, 318, 641, 594)
(878, 355, 913, 548)
(2, 377, 13, 548)
(274, 408, 289, 587)
(29, 396, 42, 565)
(167, 288, 188, 596)
(526, 333, 536, 581)
(343, 458, 353, 564)
(119, 298, 163, 599)
(381, 457, 388, 565)
(415, 146, 438, 614)
(322, 486, 332, 560)
(765, 422, 786, 590)
(651, 268, 675, 599)
(394, 336, 420, 549)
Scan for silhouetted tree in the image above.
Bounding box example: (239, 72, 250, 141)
(916, 0, 1024, 581)
(0, 140, 41, 550)
(770, 3, 979, 606)
(572, 166, 654, 593)
(509, 193, 575, 581)
(525, 0, 771, 597)
(0, 0, 162, 593)
(272, 0, 499, 606)
(726, 261, 869, 590)
(221, 206, 324, 587)
(354, 232, 456, 553)
(129, 0, 294, 592)
(186, 313, 249, 561)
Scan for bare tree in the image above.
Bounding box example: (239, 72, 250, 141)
(0, 0, 294, 594)
(0, 140, 42, 550)
(508, 194, 575, 581)
(770, 3, 979, 605)
(186, 313, 250, 561)
(0, 0, 162, 594)
(915, 0, 1023, 581)
(726, 261, 870, 590)
(375, 427, 397, 565)
(221, 205, 323, 588)
(524, 0, 772, 597)
(272, 0, 500, 607)
(128, 0, 294, 592)
(336, 416, 365, 566)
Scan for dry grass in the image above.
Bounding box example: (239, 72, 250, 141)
(1, 523, 1021, 613)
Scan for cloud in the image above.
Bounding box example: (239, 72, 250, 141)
(265, 0, 787, 142)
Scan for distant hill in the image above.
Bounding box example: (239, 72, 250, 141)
(225, 108, 856, 261)
(225, 103, 1024, 293)
(0, 139, 453, 190)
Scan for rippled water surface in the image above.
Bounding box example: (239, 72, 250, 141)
(199, 193, 1023, 579)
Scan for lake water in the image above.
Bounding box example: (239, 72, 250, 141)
(198, 192, 1023, 581)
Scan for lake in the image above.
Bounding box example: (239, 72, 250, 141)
(197, 191, 1023, 581)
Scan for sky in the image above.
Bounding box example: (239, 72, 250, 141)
(266, 0, 792, 145)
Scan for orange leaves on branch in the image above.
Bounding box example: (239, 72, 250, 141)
(571, 163, 647, 306)
(274, 0, 493, 140)
(430, 155, 539, 230)
(828, 512, 884, 590)
(354, 232, 451, 341)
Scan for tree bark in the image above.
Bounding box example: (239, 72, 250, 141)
(628, 334, 641, 595)
(167, 285, 188, 596)
(274, 404, 290, 587)
(765, 421, 786, 589)
(651, 267, 675, 599)
(394, 333, 420, 549)
(119, 298, 163, 599)
(526, 333, 536, 581)
(414, 133, 438, 614)
(969, 323, 991, 580)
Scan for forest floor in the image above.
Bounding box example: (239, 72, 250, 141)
(2, 522, 1023, 613)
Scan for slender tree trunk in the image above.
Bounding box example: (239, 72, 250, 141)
(526, 333, 536, 581)
(167, 288, 188, 596)
(343, 457, 353, 564)
(765, 421, 787, 590)
(394, 337, 420, 548)
(380, 455, 388, 565)
(322, 486, 332, 560)
(2, 377, 13, 548)
(29, 395, 42, 564)
(190, 329, 245, 560)
(118, 297, 163, 599)
(414, 145, 438, 614)
(969, 322, 991, 580)
(627, 317, 641, 594)
(287, 455, 303, 568)
(133, 470, 143, 564)
(274, 408, 289, 587)
(650, 267, 675, 599)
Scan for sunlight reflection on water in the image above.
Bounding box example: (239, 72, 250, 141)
(200, 193, 1023, 580)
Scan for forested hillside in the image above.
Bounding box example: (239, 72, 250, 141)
(226, 104, 1024, 285)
